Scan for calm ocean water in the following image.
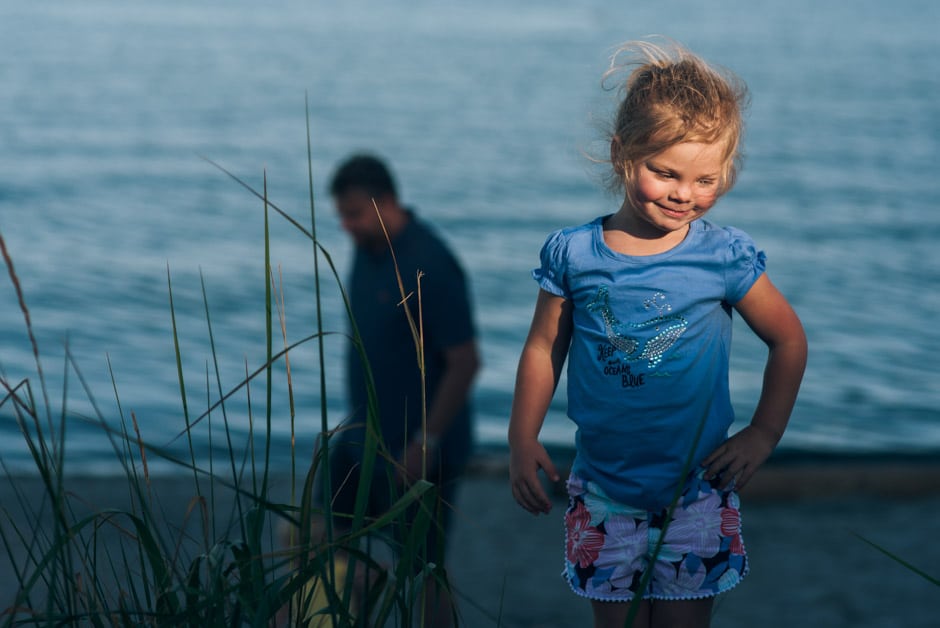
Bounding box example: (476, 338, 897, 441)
(2, 0, 938, 474)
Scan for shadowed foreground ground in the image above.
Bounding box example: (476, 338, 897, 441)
(451, 451, 940, 628)
(2, 451, 939, 627)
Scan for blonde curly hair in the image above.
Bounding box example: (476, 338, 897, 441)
(604, 39, 749, 198)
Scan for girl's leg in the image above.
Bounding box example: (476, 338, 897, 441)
(650, 598, 714, 628)
(591, 599, 650, 628)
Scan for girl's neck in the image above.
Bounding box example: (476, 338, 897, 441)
(603, 207, 691, 256)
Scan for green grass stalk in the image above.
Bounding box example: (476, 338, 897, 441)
(200, 269, 248, 538)
(167, 265, 200, 498)
(621, 404, 713, 627)
(854, 533, 940, 587)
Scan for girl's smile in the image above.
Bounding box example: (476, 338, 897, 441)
(628, 140, 726, 235)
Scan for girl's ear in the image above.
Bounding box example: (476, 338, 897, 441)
(610, 136, 625, 176)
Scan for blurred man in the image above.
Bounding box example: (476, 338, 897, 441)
(325, 153, 480, 625)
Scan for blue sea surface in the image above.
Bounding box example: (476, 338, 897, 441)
(1, 0, 938, 474)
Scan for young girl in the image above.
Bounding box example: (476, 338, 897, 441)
(508, 40, 807, 628)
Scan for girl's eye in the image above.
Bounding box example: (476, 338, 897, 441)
(697, 179, 716, 186)
(645, 163, 672, 179)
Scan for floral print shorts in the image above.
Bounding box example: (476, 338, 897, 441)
(563, 470, 748, 601)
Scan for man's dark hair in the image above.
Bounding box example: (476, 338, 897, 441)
(329, 153, 398, 200)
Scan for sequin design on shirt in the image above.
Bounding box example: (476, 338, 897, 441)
(586, 286, 687, 369)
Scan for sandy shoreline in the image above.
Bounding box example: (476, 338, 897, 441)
(2, 451, 939, 627)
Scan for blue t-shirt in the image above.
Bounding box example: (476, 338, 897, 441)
(533, 216, 766, 510)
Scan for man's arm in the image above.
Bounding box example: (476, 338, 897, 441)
(425, 339, 481, 438)
(401, 338, 480, 482)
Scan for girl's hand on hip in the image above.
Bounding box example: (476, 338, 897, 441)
(701, 425, 778, 490)
(509, 440, 559, 515)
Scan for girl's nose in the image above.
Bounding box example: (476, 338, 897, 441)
(670, 181, 693, 204)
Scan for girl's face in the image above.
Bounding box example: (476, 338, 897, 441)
(627, 141, 726, 235)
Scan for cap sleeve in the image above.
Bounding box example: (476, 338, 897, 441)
(724, 227, 767, 303)
(531, 229, 569, 298)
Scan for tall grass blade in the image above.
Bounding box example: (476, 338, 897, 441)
(623, 405, 711, 628)
(167, 265, 200, 495)
(262, 171, 273, 499)
(854, 533, 940, 586)
(199, 269, 247, 538)
(301, 96, 340, 628)
(304, 91, 329, 461)
(0, 231, 54, 453)
(165, 331, 326, 442)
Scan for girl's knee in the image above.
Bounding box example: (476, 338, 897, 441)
(591, 599, 649, 628)
(589, 597, 714, 628)
(650, 598, 714, 628)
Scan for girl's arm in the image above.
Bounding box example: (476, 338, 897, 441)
(703, 273, 808, 489)
(508, 289, 573, 514)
